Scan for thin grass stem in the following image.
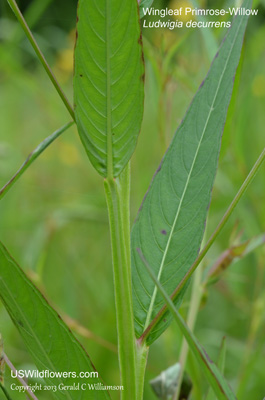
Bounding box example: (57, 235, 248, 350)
(4, 354, 39, 400)
(0, 121, 74, 200)
(6, 0, 75, 120)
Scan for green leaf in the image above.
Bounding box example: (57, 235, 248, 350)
(139, 0, 154, 18)
(0, 122, 74, 201)
(140, 252, 236, 400)
(131, 0, 252, 344)
(205, 337, 227, 400)
(74, 0, 144, 178)
(0, 242, 110, 400)
(0, 383, 13, 400)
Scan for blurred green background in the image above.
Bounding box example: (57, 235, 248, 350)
(0, 0, 265, 399)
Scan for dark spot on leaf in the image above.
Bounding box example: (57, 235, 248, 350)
(80, 74, 83, 77)
(141, 73, 145, 82)
(17, 320, 24, 327)
(161, 230, 167, 235)
(163, 319, 167, 323)
(215, 51, 219, 59)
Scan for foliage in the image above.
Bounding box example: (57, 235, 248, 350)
(0, 0, 265, 399)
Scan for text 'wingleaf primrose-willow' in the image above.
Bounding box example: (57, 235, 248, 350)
(132, 0, 252, 345)
(74, 0, 144, 178)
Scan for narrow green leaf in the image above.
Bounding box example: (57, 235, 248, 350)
(6, 0, 75, 121)
(74, 0, 144, 178)
(0, 334, 4, 385)
(0, 242, 110, 400)
(139, 0, 154, 18)
(132, 0, 252, 344)
(11, 0, 53, 42)
(140, 251, 236, 400)
(0, 383, 13, 400)
(206, 233, 265, 284)
(205, 337, 227, 400)
(0, 122, 74, 201)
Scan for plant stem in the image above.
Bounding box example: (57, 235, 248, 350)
(173, 263, 204, 400)
(141, 146, 265, 343)
(0, 122, 74, 201)
(135, 342, 149, 400)
(104, 164, 137, 399)
(4, 354, 39, 400)
(6, 0, 75, 121)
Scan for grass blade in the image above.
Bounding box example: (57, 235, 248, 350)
(132, 0, 252, 345)
(0, 122, 74, 201)
(74, 0, 144, 178)
(6, 0, 75, 120)
(0, 383, 13, 400)
(4, 354, 39, 400)
(0, 242, 111, 400)
(138, 250, 236, 400)
(205, 337, 227, 400)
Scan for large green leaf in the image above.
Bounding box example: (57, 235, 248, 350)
(0, 242, 110, 400)
(131, 0, 252, 344)
(74, 0, 144, 178)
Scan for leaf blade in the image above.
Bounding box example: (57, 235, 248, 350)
(0, 242, 110, 400)
(132, 0, 252, 344)
(0, 122, 74, 201)
(74, 0, 144, 178)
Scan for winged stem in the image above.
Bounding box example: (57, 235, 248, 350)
(104, 164, 137, 399)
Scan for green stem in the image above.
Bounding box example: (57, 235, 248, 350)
(4, 354, 39, 400)
(6, 0, 75, 121)
(141, 146, 265, 343)
(0, 122, 74, 201)
(104, 164, 137, 399)
(135, 342, 149, 400)
(173, 263, 204, 400)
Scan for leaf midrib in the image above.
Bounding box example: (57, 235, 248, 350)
(106, 0, 113, 178)
(143, 16, 244, 330)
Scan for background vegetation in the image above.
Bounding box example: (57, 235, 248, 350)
(0, 0, 265, 398)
